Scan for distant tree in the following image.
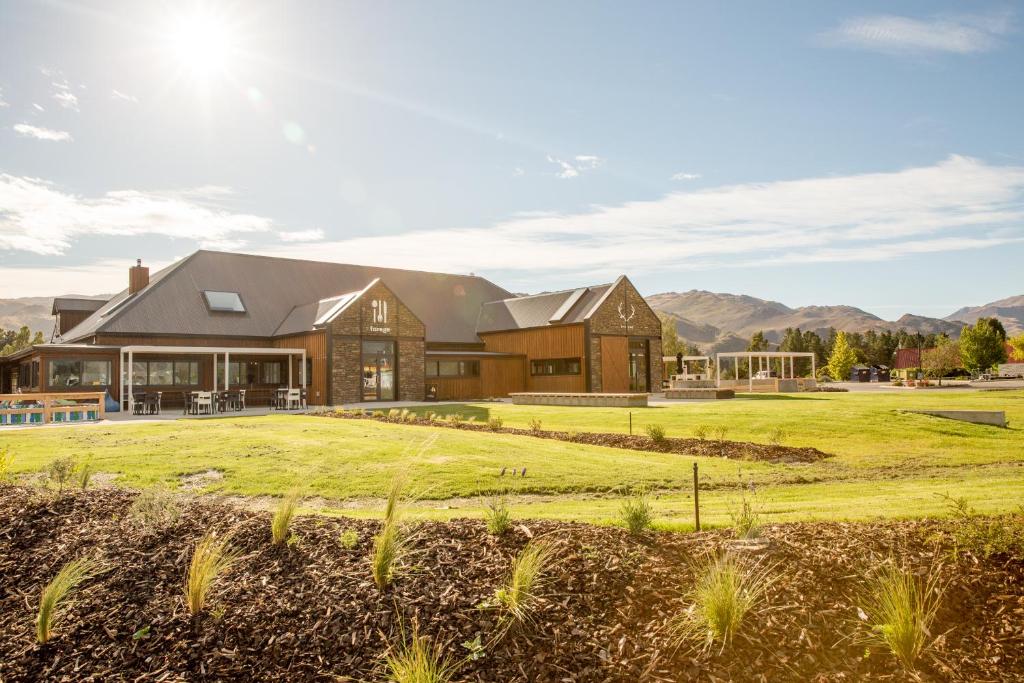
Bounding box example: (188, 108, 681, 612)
(0, 326, 41, 356)
(780, 327, 811, 375)
(1009, 333, 1024, 361)
(826, 331, 858, 382)
(680, 342, 702, 357)
(959, 319, 1008, 373)
(978, 317, 1007, 341)
(659, 314, 680, 357)
(747, 331, 769, 352)
(921, 337, 961, 385)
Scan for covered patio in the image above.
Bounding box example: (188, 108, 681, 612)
(119, 345, 307, 415)
(716, 351, 817, 392)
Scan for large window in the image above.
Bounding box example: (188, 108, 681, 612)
(18, 361, 39, 389)
(530, 357, 581, 376)
(260, 361, 282, 384)
(49, 359, 112, 388)
(202, 290, 246, 313)
(629, 339, 649, 392)
(131, 360, 199, 386)
(425, 360, 480, 378)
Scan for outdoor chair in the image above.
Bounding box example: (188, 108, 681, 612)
(300, 387, 308, 408)
(182, 392, 195, 415)
(286, 388, 302, 410)
(238, 389, 246, 410)
(195, 391, 213, 415)
(132, 392, 146, 415)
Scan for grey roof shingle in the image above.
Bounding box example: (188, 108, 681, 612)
(475, 283, 613, 333)
(64, 251, 512, 344)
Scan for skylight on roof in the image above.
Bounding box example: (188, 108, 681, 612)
(203, 290, 246, 313)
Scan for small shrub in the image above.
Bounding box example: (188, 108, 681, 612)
(620, 488, 653, 535)
(339, 529, 359, 549)
(184, 530, 241, 615)
(713, 425, 729, 442)
(857, 562, 946, 670)
(672, 553, 773, 653)
(388, 408, 401, 419)
(386, 621, 457, 683)
(37, 556, 105, 644)
(483, 495, 512, 536)
(446, 413, 464, 426)
(693, 424, 711, 441)
(939, 494, 1024, 559)
(494, 541, 552, 624)
(729, 478, 762, 539)
(127, 487, 183, 533)
(644, 423, 667, 444)
(271, 490, 301, 545)
(47, 456, 76, 495)
(487, 416, 503, 431)
(77, 459, 95, 491)
(765, 427, 786, 447)
(399, 408, 411, 421)
(528, 419, 543, 433)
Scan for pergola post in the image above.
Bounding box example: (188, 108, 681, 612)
(716, 355, 721, 387)
(127, 349, 133, 410)
(212, 352, 218, 393)
(288, 356, 293, 388)
(748, 354, 753, 391)
(301, 350, 307, 388)
(811, 355, 816, 379)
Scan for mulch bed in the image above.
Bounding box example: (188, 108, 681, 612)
(320, 411, 831, 464)
(1, 486, 1021, 681)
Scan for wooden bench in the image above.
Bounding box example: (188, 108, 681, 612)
(509, 392, 648, 407)
(0, 392, 106, 426)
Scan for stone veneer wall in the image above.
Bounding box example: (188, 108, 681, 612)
(587, 277, 663, 393)
(589, 334, 602, 393)
(331, 338, 362, 404)
(397, 339, 425, 401)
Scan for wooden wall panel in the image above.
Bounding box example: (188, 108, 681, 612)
(600, 336, 629, 392)
(480, 325, 584, 392)
(430, 377, 483, 401)
(481, 357, 527, 397)
(274, 331, 329, 405)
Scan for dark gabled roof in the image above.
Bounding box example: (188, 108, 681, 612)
(51, 297, 107, 315)
(475, 282, 615, 334)
(63, 251, 512, 344)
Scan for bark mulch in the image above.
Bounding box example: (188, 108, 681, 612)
(1, 486, 1021, 682)
(321, 410, 830, 464)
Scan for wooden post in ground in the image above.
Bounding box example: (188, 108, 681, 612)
(629, 411, 632, 435)
(693, 461, 701, 531)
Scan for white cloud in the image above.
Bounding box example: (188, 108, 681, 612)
(13, 124, 73, 142)
(546, 154, 604, 179)
(53, 89, 79, 111)
(32, 103, 44, 112)
(671, 172, 702, 181)
(0, 87, 8, 108)
(279, 229, 325, 242)
(111, 89, 139, 103)
(821, 12, 1013, 54)
(0, 175, 273, 255)
(261, 155, 1024, 285)
(48, 72, 81, 111)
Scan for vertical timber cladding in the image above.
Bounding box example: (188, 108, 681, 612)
(587, 277, 663, 392)
(329, 280, 425, 404)
(479, 325, 586, 392)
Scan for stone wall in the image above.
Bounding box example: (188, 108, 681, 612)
(589, 334, 602, 392)
(588, 276, 662, 393)
(398, 339, 425, 401)
(331, 338, 362, 404)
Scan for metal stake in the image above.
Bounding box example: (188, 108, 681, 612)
(693, 462, 701, 531)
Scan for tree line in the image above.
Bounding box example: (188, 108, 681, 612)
(1, 326, 45, 357)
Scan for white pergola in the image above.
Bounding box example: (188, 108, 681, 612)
(119, 345, 306, 407)
(664, 355, 712, 381)
(715, 351, 816, 391)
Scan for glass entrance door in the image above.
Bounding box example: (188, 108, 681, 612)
(361, 340, 396, 401)
(629, 339, 649, 392)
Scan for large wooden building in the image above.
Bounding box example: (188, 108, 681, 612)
(0, 251, 662, 406)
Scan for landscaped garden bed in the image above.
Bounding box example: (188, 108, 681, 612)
(1, 485, 1021, 681)
(320, 409, 831, 463)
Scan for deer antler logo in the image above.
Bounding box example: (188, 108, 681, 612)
(617, 302, 636, 323)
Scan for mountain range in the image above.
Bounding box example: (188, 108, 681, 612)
(1, 291, 1021, 355)
(646, 291, 1024, 355)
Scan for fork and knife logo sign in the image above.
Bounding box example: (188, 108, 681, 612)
(371, 299, 388, 323)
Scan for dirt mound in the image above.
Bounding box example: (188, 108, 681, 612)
(0, 486, 1021, 681)
(325, 411, 831, 463)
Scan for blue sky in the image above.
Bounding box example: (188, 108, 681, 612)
(1, 1, 1022, 317)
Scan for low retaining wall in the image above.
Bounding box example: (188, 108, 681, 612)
(664, 388, 735, 400)
(509, 392, 648, 407)
(669, 379, 716, 389)
(907, 410, 1007, 428)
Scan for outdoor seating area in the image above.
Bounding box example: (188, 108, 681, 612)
(0, 392, 106, 425)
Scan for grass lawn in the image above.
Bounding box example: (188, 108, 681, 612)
(2, 389, 1022, 527)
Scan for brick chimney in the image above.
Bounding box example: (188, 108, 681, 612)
(128, 258, 150, 294)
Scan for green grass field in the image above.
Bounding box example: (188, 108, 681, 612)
(3, 389, 1022, 528)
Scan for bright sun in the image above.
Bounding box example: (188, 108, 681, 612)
(165, 7, 236, 80)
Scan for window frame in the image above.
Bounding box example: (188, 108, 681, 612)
(425, 359, 480, 378)
(47, 358, 113, 389)
(130, 359, 200, 387)
(529, 357, 582, 377)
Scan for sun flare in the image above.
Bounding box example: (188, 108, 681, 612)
(164, 7, 236, 80)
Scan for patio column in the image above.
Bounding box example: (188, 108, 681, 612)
(213, 352, 217, 392)
(811, 355, 816, 379)
(748, 355, 753, 391)
(716, 355, 721, 387)
(288, 355, 293, 388)
(127, 349, 133, 410)
(301, 350, 307, 388)
(224, 351, 230, 390)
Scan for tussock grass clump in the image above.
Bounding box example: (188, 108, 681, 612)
(673, 553, 774, 653)
(446, 413, 464, 426)
(858, 562, 946, 671)
(37, 556, 105, 644)
(372, 475, 409, 590)
(528, 418, 543, 433)
(77, 459, 94, 491)
(766, 427, 787, 446)
(386, 622, 457, 683)
(644, 423, 667, 444)
(483, 495, 512, 536)
(495, 541, 552, 624)
(729, 488, 762, 540)
(620, 488, 653, 535)
(184, 530, 241, 615)
(0, 446, 14, 482)
(127, 486, 183, 533)
(271, 490, 301, 545)
(487, 416, 503, 431)
(47, 456, 76, 494)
